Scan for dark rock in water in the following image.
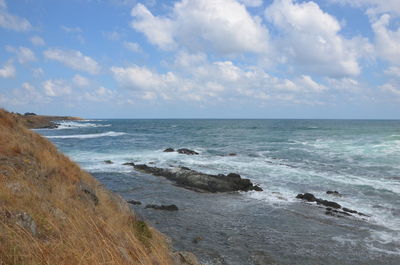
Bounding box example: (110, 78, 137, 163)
(103, 160, 113, 164)
(253, 185, 263, 191)
(192, 236, 203, 244)
(327, 190, 341, 196)
(163, 147, 175, 152)
(227, 153, 237, 156)
(122, 162, 135, 166)
(177, 148, 199, 155)
(148, 161, 155, 164)
(316, 199, 341, 209)
(342, 207, 358, 214)
(134, 164, 262, 193)
(297, 193, 369, 218)
(145, 204, 179, 211)
(127, 200, 142, 205)
(296, 193, 316, 202)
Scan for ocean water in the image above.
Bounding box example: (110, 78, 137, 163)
(37, 119, 400, 264)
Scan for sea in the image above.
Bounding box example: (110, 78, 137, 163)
(36, 119, 400, 265)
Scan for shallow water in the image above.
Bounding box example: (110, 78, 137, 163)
(38, 119, 400, 264)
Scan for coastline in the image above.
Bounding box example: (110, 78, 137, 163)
(0, 109, 200, 265)
(9, 112, 82, 129)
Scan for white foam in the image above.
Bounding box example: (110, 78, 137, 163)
(56, 120, 111, 129)
(46, 131, 127, 139)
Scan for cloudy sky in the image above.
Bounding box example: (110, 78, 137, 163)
(0, 0, 399, 118)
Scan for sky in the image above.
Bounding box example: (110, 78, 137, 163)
(0, 0, 400, 119)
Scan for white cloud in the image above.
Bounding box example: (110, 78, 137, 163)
(0, 0, 32, 31)
(42, 79, 72, 97)
(111, 52, 330, 103)
(72, 74, 90, 87)
(81, 86, 115, 102)
(381, 83, 400, 96)
(131, 0, 269, 55)
(0, 60, 15, 78)
(327, 77, 361, 92)
(384, 66, 400, 77)
(371, 14, 400, 65)
(6, 46, 36, 64)
(123, 41, 141, 52)
(44, 48, 101, 74)
(265, 0, 365, 77)
(30, 36, 45, 46)
(131, 4, 175, 50)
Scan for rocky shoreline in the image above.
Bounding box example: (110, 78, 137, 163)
(9, 112, 82, 129)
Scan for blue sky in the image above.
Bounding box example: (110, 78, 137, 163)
(0, 0, 399, 118)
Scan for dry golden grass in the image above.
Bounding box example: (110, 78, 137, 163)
(0, 109, 175, 265)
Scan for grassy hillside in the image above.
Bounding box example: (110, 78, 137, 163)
(0, 109, 195, 265)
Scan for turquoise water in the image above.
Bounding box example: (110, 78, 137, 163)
(38, 119, 400, 264)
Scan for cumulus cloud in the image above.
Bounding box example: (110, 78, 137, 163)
(44, 48, 101, 74)
(42, 79, 72, 97)
(30, 36, 45, 46)
(131, 0, 269, 55)
(0, 60, 15, 78)
(111, 51, 329, 103)
(371, 14, 400, 65)
(6, 46, 36, 64)
(0, 0, 32, 31)
(265, 0, 367, 77)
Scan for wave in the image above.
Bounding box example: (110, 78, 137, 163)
(46, 131, 127, 139)
(56, 121, 111, 129)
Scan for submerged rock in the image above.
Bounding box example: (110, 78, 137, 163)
(103, 160, 113, 164)
(145, 204, 179, 211)
(122, 162, 135, 166)
(296, 193, 369, 218)
(326, 190, 341, 196)
(177, 148, 199, 155)
(127, 200, 142, 205)
(134, 164, 262, 193)
(163, 147, 175, 152)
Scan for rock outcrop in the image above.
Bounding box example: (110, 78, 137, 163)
(133, 164, 262, 193)
(145, 204, 179, 211)
(296, 193, 369, 218)
(177, 148, 199, 155)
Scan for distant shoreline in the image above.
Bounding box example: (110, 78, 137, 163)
(11, 113, 82, 129)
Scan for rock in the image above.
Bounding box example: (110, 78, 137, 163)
(134, 164, 262, 193)
(296, 193, 316, 202)
(145, 204, 179, 211)
(104, 160, 113, 164)
(163, 147, 175, 152)
(192, 236, 203, 244)
(327, 190, 341, 196)
(127, 200, 142, 205)
(253, 185, 263, 191)
(78, 182, 99, 206)
(122, 162, 135, 166)
(316, 199, 341, 209)
(342, 207, 358, 214)
(172, 251, 201, 265)
(297, 193, 341, 208)
(297, 193, 369, 218)
(177, 148, 199, 155)
(1, 211, 37, 236)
